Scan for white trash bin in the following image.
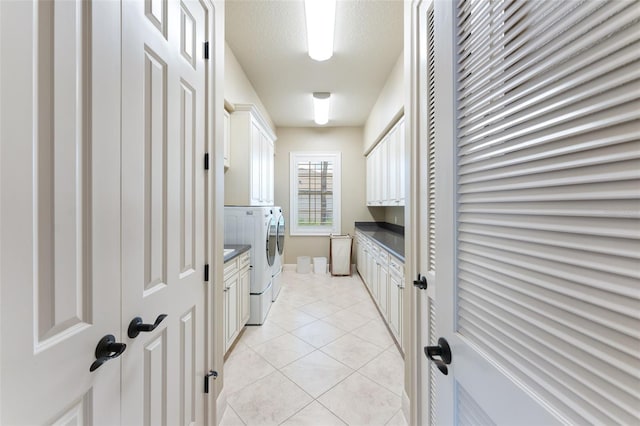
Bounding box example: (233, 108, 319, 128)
(313, 257, 327, 274)
(296, 256, 311, 273)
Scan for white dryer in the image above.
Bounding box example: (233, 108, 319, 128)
(224, 206, 276, 325)
(271, 207, 285, 301)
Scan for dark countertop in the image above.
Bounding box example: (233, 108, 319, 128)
(224, 244, 251, 263)
(355, 222, 404, 262)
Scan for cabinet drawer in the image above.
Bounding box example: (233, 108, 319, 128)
(224, 258, 239, 280)
(239, 252, 250, 269)
(389, 257, 404, 277)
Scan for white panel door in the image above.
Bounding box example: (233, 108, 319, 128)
(430, 0, 640, 424)
(0, 0, 122, 424)
(121, 0, 208, 424)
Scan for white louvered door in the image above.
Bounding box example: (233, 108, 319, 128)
(416, 1, 439, 425)
(434, 0, 640, 424)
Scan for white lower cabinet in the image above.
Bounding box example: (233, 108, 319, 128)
(224, 251, 251, 353)
(388, 257, 404, 348)
(356, 231, 404, 352)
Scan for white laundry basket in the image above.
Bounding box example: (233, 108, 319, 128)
(329, 234, 353, 276)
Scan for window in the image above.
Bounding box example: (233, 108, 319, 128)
(290, 152, 341, 236)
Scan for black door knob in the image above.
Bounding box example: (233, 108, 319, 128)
(90, 334, 126, 372)
(425, 337, 452, 375)
(128, 314, 168, 338)
(413, 273, 428, 290)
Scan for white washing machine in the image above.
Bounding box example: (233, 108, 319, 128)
(271, 207, 285, 301)
(224, 206, 276, 325)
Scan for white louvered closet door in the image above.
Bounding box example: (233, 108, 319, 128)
(434, 0, 640, 424)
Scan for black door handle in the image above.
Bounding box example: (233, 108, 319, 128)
(204, 370, 218, 393)
(90, 334, 126, 372)
(413, 273, 428, 290)
(425, 337, 452, 375)
(128, 314, 168, 338)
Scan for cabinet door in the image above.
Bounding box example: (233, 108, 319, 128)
(379, 139, 389, 205)
(224, 274, 239, 351)
(265, 137, 274, 204)
(398, 118, 405, 206)
(378, 262, 389, 319)
(388, 126, 399, 204)
(366, 154, 373, 205)
(224, 109, 230, 168)
(240, 265, 250, 325)
(389, 273, 402, 344)
(250, 122, 262, 205)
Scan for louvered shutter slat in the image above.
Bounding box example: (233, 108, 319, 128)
(456, 0, 640, 422)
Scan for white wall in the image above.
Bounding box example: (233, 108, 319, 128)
(224, 42, 275, 133)
(274, 127, 384, 264)
(363, 51, 404, 154)
(364, 51, 406, 225)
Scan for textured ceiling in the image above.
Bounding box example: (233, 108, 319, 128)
(225, 0, 403, 128)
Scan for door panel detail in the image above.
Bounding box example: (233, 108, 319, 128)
(145, 0, 167, 39)
(36, 0, 92, 345)
(143, 47, 168, 294)
(180, 308, 196, 426)
(180, 80, 196, 277)
(180, 4, 196, 68)
(144, 332, 167, 426)
(51, 392, 92, 426)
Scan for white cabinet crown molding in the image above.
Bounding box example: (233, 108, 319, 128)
(233, 103, 277, 141)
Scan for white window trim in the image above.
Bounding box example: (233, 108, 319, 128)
(290, 151, 341, 236)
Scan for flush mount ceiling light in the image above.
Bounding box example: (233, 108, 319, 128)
(304, 0, 336, 61)
(313, 92, 331, 125)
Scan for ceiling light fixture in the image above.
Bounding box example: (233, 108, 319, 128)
(304, 0, 336, 61)
(313, 92, 330, 125)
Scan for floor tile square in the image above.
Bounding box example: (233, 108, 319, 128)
(320, 333, 384, 369)
(239, 321, 287, 347)
(349, 299, 382, 319)
(223, 347, 276, 396)
(297, 300, 343, 318)
(281, 401, 346, 426)
(386, 409, 409, 426)
(359, 346, 404, 396)
(268, 307, 318, 332)
(352, 319, 395, 349)
(220, 405, 245, 426)
(252, 333, 316, 368)
(228, 371, 313, 426)
(318, 372, 401, 426)
(322, 308, 371, 332)
(280, 350, 353, 398)
(291, 320, 347, 348)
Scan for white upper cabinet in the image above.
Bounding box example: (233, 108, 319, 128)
(224, 108, 231, 169)
(224, 104, 276, 206)
(366, 116, 405, 206)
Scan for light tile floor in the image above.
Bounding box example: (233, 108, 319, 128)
(221, 269, 407, 426)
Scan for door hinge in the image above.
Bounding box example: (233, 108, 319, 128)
(203, 41, 210, 60)
(204, 370, 218, 393)
(204, 153, 209, 170)
(204, 264, 209, 282)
